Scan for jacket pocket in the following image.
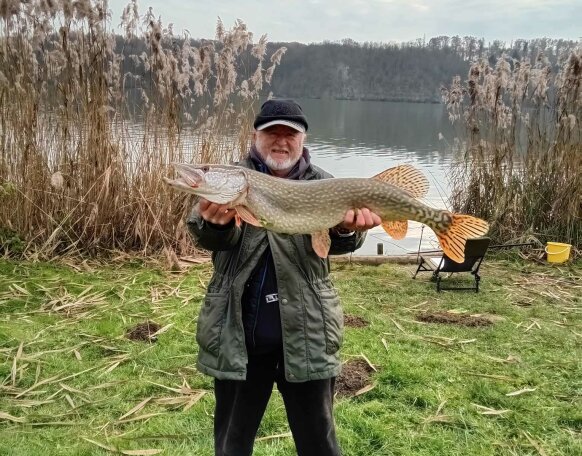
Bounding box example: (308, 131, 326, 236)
(319, 288, 344, 354)
(196, 292, 228, 356)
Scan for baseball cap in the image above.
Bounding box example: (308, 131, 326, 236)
(253, 99, 308, 133)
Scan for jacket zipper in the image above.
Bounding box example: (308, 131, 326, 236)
(251, 253, 269, 348)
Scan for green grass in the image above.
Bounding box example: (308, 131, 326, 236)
(0, 257, 580, 455)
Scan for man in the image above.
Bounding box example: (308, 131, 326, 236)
(187, 99, 381, 456)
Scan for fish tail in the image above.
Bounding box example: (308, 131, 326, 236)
(435, 213, 489, 263)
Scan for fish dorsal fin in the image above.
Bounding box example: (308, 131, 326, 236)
(311, 230, 331, 258)
(235, 206, 262, 227)
(381, 220, 408, 240)
(372, 165, 429, 198)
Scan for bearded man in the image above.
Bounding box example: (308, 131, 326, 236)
(188, 99, 381, 456)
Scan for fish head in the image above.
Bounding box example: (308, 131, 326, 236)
(164, 163, 248, 204)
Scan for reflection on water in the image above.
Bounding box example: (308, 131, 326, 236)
(303, 98, 453, 156)
(296, 99, 455, 256)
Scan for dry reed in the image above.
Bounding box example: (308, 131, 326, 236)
(442, 48, 582, 253)
(0, 0, 286, 257)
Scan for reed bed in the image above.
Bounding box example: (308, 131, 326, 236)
(0, 0, 286, 257)
(442, 49, 582, 254)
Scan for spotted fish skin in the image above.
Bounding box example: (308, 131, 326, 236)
(164, 163, 489, 262)
(244, 172, 447, 234)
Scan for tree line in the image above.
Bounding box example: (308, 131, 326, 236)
(266, 36, 579, 103)
(114, 35, 579, 105)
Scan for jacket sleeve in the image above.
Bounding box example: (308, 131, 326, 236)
(186, 204, 242, 251)
(329, 230, 366, 255)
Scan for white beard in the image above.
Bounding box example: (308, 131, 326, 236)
(264, 154, 300, 172)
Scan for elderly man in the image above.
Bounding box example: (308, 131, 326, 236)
(187, 99, 381, 456)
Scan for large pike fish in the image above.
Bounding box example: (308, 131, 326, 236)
(164, 163, 489, 262)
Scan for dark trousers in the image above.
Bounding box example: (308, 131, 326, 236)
(214, 350, 340, 456)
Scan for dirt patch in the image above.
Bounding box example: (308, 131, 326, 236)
(344, 314, 369, 328)
(416, 311, 493, 327)
(126, 321, 162, 342)
(336, 358, 375, 397)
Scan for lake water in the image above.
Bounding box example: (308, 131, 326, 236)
(296, 99, 456, 256)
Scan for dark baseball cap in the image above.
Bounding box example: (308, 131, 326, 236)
(253, 99, 308, 133)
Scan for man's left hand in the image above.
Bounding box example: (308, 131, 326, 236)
(339, 208, 382, 232)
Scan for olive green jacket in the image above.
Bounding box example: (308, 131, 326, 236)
(187, 157, 365, 382)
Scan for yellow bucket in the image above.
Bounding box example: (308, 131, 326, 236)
(545, 242, 572, 263)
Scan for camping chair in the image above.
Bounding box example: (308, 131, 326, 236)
(412, 237, 491, 292)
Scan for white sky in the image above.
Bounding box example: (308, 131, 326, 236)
(109, 0, 582, 44)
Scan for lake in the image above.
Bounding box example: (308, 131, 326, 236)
(296, 99, 456, 256)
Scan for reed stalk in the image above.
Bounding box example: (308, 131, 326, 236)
(442, 48, 582, 253)
(0, 0, 286, 257)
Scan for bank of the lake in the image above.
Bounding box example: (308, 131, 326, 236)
(1, 258, 580, 455)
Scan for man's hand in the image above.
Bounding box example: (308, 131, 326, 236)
(199, 198, 237, 225)
(338, 208, 382, 232)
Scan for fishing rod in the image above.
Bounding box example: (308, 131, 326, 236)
(488, 242, 537, 250)
(411, 241, 537, 256)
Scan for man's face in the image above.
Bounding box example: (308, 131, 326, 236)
(253, 125, 306, 176)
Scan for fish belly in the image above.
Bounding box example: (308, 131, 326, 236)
(244, 180, 349, 233)
(249, 199, 346, 234)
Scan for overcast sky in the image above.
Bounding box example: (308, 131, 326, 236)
(109, 0, 581, 44)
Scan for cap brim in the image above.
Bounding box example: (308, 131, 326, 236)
(256, 120, 305, 133)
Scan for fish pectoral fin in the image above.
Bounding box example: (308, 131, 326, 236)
(231, 186, 249, 206)
(235, 206, 262, 227)
(372, 164, 429, 198)
(381, 220, 408, 240)
(435, 213, 490, 263)
(311, 230, 331, 258)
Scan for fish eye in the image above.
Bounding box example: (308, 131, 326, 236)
(201, 166, 210, 172)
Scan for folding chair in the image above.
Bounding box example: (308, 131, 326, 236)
(412, 237, 491, 292)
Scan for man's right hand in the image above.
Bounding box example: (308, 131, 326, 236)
(199, 198, 237, 226)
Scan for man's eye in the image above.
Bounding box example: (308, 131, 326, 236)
(201, 166, 210, 172)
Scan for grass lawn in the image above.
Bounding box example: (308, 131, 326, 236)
(0, 256, 580, 455)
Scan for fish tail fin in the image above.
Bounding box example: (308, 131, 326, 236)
(435, 214, 489, 263)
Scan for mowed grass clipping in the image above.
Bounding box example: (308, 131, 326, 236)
(0, 257, 580, 455)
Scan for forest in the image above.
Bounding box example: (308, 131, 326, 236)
(114, 34, 579, 104)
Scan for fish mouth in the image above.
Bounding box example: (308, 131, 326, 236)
(162, 163, 206, 195)
(174, 163, 204, 188)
